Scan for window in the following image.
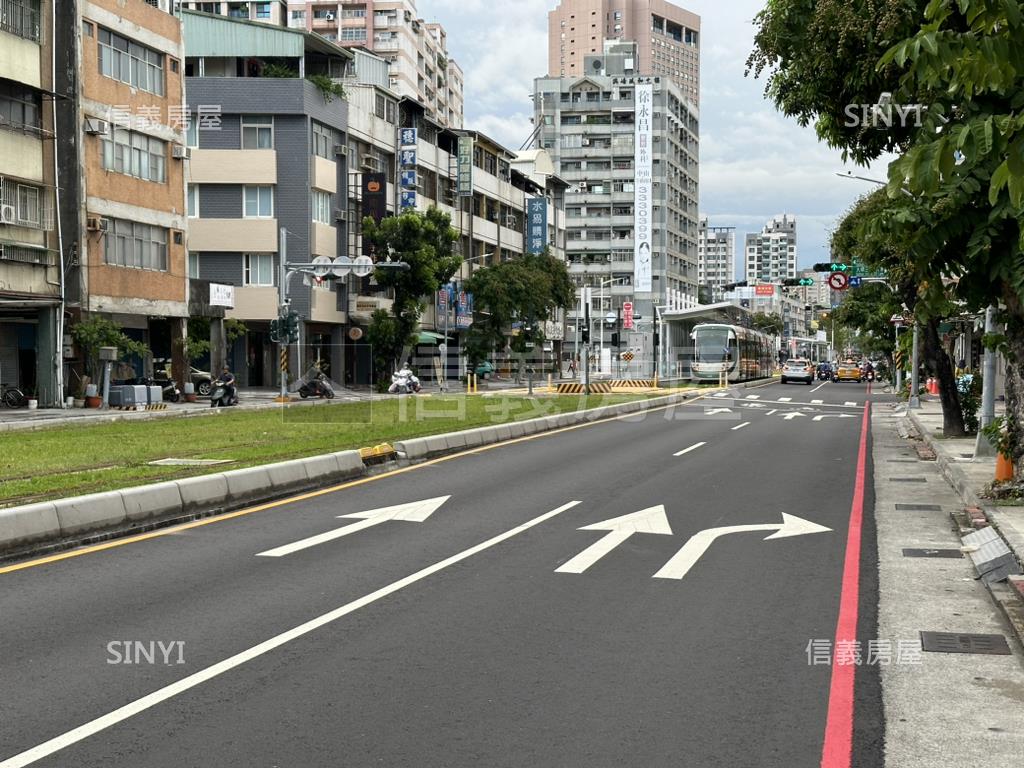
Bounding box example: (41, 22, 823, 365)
(188, 252, 200, 279)
(312, 122, 334, 159)
(101, 128, 166, 182)
(243, 186, 274, 218)
(98, 28, 165, 96)
(241, 115, 273, 149)
(340, 28, 367, 41)
(186, 119, 199, 148)
(104, 219, 168, 271)
(16, 185, 39, 226)
(244, 253, 274, 286)
(255, 3, 271, 18)
(0, 80, 41, 134)
(187, 185, 198, 217)
(312, 190, 332, 224)
(0, 0, 41, 42)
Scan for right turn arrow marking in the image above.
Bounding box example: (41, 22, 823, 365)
(556, 506, 673, 574)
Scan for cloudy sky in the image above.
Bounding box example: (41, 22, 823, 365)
(416, 0, 891, 277)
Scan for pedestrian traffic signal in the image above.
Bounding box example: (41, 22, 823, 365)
(581, 326, 590, 344)
(269, 318, 282, 343)
(611, 332, 620, 347)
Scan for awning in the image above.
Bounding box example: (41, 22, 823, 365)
(417, 331, 446, 344)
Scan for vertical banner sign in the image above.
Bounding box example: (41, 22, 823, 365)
(362, 172, 388, 224)
(456, 292, 474, 328)
(436, 288, 448, 318)
(399, 127, 417, 147)
(622, 301, 634, 330)
(526, 197, 547, 254)
(457, 136, 474, 197)
(634, 83, 654, 293)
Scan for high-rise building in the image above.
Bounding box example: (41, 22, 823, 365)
(534, 41, 700, 366)
(697, 217, 735, 301)
(744, 214, 797, 285)
(548, 0, 700, 105)
(1, 0, 62, 405)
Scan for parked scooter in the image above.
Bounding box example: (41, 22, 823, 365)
(209, 378, 239, 408)
(299, 371, 335, 399)
(388, 367, 421, 394)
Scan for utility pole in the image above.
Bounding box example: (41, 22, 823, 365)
(909, 322, 921, 409)
(582, 286, 591, 395)
(277, 227, 289, 403)
(975, 305, 997, 457)
(894, 324, 903, 394)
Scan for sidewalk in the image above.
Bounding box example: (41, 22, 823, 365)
(905, 398, 1024, 580)
(0, 387, 370, 433)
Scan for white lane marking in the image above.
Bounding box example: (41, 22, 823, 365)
(844, 401, 857, 407)
(704, 408, 732, 415)
(556, 506, 673, 574)
(256, 496, 451, 557)
(765, 409, 778, 416)
(713, 392, 728, 397)
(731, 421, 751, 431)
(811, 399, 823, 404)
(810, 382, 828, 393)
(745, 394, 760, 400)
(782, 412, 806, 420)
(1, 501, 582, 768)
(673, 441, 706, 457)
(653, 514, 832, 580)
(778, 397, 792, 402)
(813, 414, 856, 421)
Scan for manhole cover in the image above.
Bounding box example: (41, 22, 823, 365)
(920, 631, 1012, 655)
(902, 548, 963, 558)
(890, 477, 928, 482)
(896, 503, 942, 511)
(148, 458, 234, 466)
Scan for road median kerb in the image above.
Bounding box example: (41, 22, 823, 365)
(0, 393, 696, 560)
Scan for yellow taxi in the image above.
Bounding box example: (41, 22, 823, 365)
(834, 359, 862, 382)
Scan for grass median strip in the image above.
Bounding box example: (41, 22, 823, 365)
(0, 394, 653, 507)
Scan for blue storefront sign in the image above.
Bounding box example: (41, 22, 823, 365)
(400, 189, 416, 209)
(399, 128, 417, 147)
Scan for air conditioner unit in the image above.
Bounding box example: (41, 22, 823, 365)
(171, 144, 190, 160)
(361, 157, 380, 172)
(86, 216, 109, 232)
(0, 204, 15, 224)
(84, 118, 110, 135)
(333, 144, 348, 157)
(334, 209, 347, 222)
(581, 138, 590, 146)
(504, 215, 518, 228)
(324, 12, 334, 21)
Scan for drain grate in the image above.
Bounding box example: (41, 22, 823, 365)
(890, 477, 928, 482)
(896, 503, 942, 511)
(902, 548, 963, 558)
(920, 631, 1012, 655)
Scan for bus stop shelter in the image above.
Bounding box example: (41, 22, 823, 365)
(659, 302, 754, 380)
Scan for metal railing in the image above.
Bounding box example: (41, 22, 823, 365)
(0, 0, 41, 42)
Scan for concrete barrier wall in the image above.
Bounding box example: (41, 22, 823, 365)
(0, 392, 698, 558)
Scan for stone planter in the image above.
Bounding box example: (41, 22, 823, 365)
(183, 381, 197, 403)
(73, 398, 85, 408)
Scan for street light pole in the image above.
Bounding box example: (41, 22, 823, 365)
(909, 322, 921, 408)
(975, 305, 997, 457)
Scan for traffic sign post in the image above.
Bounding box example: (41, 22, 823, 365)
(827, 272, 850, 291)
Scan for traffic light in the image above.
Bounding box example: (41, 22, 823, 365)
(285, 310, 300, 343)
(581, 326, 590, 344)
(799, 277, 815, 286)
(812, 263, 832, 272)
(269, 318, 281, 342)
(782, 278, 802, 287)
(611, 332, 620, 347)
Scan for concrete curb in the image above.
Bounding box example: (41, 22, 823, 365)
(0, 390, 705, 562)
(905, 408, 1024, 648)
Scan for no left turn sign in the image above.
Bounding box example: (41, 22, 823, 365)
(828, 272, 850, 291)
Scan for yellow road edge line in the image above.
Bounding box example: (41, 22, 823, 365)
(1, 393, 713, 575)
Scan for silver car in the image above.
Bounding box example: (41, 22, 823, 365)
(781, 358, 814, 385)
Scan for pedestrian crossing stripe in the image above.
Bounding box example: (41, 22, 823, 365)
(811, 399, 823, 404)
(845, 401, 857, 406)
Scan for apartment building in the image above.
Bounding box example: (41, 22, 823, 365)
(0, 0, 62, 405)
(548, 0, 700, 105)
(798, 267, 830, 308)
(54, 0, 189, 388)
(533, 42, 700, 362)
(178, 1, 464, 128)
(183, 10, 353, 386)
(744, 214, 798, 284)
(697, 217, 734, 302)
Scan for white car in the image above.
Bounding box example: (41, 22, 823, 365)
(781, 358, 814, 385)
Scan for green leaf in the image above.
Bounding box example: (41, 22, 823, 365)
(991, 160, 1011, 205)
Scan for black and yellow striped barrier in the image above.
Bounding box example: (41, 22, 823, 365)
(556, 382, 612, 394)
(608, 379, 657, 388)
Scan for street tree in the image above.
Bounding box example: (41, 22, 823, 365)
(462, 251, 574, 375)
(750, 312, 783, 337)
(362, 208, 461, 381)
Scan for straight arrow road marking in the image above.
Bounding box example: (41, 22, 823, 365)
(673, 442, 706, 457)
(3, 500, 583, 768)
(256, 496, 451, 557)
(653, 514, 832, 580)
(731, 421, 750, 431)
(813, 414, 856, 421)
(745, 394, 760, 400)
(556, 506, 673, 574)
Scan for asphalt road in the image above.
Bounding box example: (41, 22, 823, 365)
(0, 379, 886, 768)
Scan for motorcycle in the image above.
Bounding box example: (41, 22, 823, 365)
(299, 372, 335, 399)
(209, 378, 239, 408)
(388, 368, 421, 395)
